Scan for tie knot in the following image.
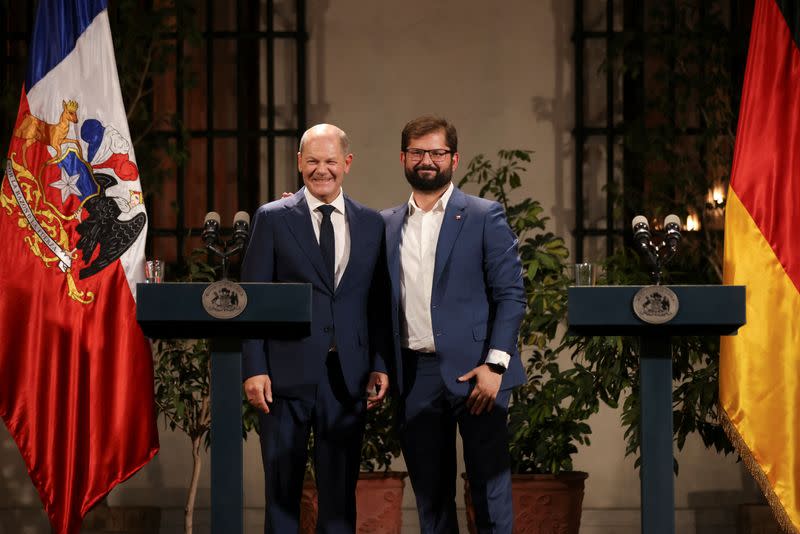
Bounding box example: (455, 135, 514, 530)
(317, 204, 335, 219)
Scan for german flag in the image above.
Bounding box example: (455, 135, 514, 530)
(721, 0, 800, 531)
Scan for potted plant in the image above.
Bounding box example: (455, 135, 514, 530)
(301, 396, 407, 534)
(355, 396, 407, 533)
(458, 150, 596, 534)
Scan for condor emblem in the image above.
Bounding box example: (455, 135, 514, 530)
(632, 286, 680, 325)
(202, 280, 248, 319)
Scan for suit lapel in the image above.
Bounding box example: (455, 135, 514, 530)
(335, 196, 361, 295)
(433, 187, 467, 289)
(282, 189, 334, 294)
(385, 204, 407, 303)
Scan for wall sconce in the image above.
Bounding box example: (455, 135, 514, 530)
(686, 212, 701, 231)
(705, 183, 726, 230)
(707, 184, 726, 209)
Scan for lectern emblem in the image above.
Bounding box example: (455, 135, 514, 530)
(632, 286, 679, 324)
(202, 280, 248, 319)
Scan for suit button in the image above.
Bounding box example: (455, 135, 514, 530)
(323, 326, 332, 332)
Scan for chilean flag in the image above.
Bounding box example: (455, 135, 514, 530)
(0, 1, 159, 532)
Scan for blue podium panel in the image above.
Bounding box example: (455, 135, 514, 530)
(567, 285, 745, 336)
(136, 282, 312, 339)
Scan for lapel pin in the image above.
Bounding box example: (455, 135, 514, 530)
(455, 214, 462, 220)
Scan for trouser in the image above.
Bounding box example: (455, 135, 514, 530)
(258, 352, 366, 534)
(400, 349, 513, 534)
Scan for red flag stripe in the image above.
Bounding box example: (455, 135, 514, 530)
(729, 0, 800, 292)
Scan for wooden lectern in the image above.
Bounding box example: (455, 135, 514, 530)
(568, 285, 745, 534)
(137, 282, 312, 534)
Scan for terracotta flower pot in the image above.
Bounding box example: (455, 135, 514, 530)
(463, 471, 588, 534)
(300, 471, 407, 534)
(300, 481, 319, 534)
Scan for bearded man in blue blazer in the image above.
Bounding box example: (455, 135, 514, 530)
(382, 116, 526, 534)
(242, 124, 390, 534)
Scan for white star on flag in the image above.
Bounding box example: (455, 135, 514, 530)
(50, 168, 83, 203)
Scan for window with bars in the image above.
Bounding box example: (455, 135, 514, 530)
(572, 0, 752, 264)
(147, 0, 308, 265)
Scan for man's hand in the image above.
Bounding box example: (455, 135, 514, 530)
(366, 372, 389, 410)
(244, 374, 273, 414)
(458, 364, 502, 415)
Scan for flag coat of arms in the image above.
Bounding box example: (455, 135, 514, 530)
(721, 0, 800, 532)
(0, 1, 159, 532)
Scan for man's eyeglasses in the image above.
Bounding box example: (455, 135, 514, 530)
(404, 148, 453, 162)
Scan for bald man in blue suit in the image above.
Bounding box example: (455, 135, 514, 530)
(242, 124, 390, 534)
(382, 116, 526, 534)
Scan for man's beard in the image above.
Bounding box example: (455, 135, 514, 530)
(404, 164, 452, 191)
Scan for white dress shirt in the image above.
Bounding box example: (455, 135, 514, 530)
(398, 182, 511, 368)
(304, 187, 350, 289)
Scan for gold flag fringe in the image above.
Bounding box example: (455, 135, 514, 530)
(721, 407, 798, 534)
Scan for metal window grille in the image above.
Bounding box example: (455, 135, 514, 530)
(572, 0, 751, 263)
(150, 0, 308, 265)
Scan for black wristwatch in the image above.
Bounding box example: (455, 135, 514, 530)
(486, 362, 507, 375)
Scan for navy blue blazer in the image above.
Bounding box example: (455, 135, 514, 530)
(241, 188, 388, 399)
(381, 186, 526, 396)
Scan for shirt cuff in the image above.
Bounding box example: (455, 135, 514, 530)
(485, 348, 511, 369)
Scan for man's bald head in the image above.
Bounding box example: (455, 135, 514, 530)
(297, 123, 353, 203)
(298, 124, 351, 156)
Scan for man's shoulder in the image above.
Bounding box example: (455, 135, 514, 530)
(458, 188, 502, 214)
(379, 203, 406, 220)
(255, 195, 295, 217)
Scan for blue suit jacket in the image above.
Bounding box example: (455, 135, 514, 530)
(381, 186, 526, 396)
(242, 188, 388, 399)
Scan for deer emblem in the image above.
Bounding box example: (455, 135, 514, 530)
(13, 99, 84, 170)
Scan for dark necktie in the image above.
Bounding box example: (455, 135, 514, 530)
(317, 204, 336, 286)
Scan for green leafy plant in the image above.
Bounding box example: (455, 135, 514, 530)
(460, 150, 598, 474)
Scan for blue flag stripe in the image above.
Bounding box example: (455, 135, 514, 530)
(27, 0, 108, 90)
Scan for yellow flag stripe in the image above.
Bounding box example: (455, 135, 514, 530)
(721, 189, 800, 531)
